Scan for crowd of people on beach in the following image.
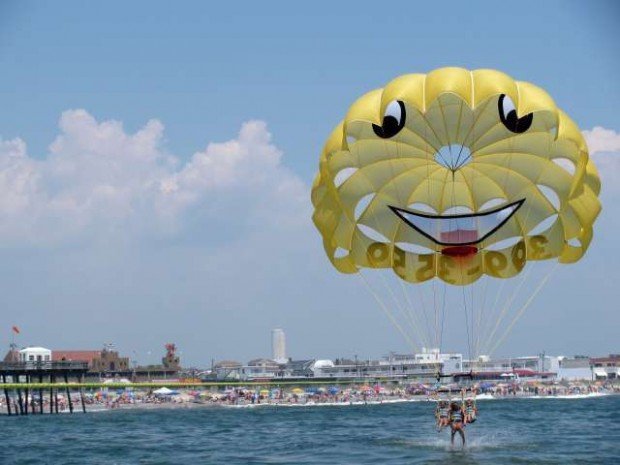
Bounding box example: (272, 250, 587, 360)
(0, 379, 617, 414)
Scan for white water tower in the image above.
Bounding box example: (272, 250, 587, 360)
(271, 328, 287, 364)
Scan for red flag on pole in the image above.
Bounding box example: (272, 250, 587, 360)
(12, 326, 20, 334)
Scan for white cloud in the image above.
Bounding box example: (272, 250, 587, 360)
(583, 126, 620, 155)
(0, 110, 330, 363)
(0, 110, 308, 245)
(1, 116, 619, 363)
(583, 127, 620, 189)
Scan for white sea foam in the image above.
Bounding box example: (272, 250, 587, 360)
(429, 394, 496, 402)
(393, 434, 507, 452)
(220, 398, 427, 409)
(524, 392, 609, 400)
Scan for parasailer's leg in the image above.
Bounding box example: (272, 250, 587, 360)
(451, 425, 465, 447)
(440, 417, 450, 432)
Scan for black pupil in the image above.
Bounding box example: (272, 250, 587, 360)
(372, 101, 405, 139)
(499, 94, 533, 134)
(505, 109, 518, 126)
(382, 115, 399, 133)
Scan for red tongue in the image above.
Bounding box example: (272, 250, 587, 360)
(441, 245, 478, 257)
(440, 229, 479, 258)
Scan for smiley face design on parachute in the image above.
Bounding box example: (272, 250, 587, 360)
(311, 68, 601, 285)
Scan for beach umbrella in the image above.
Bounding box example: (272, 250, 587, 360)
(291, 388, 304, 395)
(328, 386, 340, 395)
(153, 387, 175, 396)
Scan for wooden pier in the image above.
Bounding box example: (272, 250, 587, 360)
(0, 361, 89, 415)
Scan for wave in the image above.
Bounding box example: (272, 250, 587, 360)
(523, 392, 610, 400)
(384, 434, 511, 452)
(219, 398, 427, 409)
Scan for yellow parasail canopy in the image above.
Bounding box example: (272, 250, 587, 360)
(312, 67, 601, 285)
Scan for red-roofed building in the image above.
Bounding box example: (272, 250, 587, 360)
(53, 350, 101, 364)
(53, 347, 130, 374)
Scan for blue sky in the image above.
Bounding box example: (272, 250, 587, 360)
(0, 1, 618, 365)
(1, 1, 618, 178)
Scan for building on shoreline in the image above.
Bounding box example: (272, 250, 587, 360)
(3, 334, 616, 384)
(210, 348, 463, 382)
(557, 356, 592, 381)
(208, 342, 618, 384)
(2, 343, 182, 381)
(130, 343, 184, 380)
(590, 354, 620, 380)
(53, 346, 131, 375)
(312, 349, 463, 381)
(19, 347, 51, 363)
(459, 354, 559, 381)
(271, 329, 287, 364)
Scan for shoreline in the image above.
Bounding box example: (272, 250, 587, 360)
(2, 382, 616, 416)
(7, 391, 612, 415)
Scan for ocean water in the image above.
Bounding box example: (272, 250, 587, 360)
(1, 395, 617, 465)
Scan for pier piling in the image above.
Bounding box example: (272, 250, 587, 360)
(64, 372, 74, 413)
(49, 379, 54, 414)
(2, 374, 11, 416)
(79, 374, 86, 413)
(39, 374, 43, 414)
(1, 360, 89, 416)
(54, 383, 59, 414)
(24, 376, 29, 415)
(16, 382, 24, 415)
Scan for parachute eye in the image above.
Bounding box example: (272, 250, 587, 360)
(372, 100, 406, 139)
(498, 94, 533, 134)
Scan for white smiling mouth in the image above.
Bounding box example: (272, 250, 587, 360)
(389, 200, 524, 247)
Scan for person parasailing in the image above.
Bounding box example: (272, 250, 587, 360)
(449, 401, 466, 447)
(435, 400, 451, 432)
(464, 398, 477, 424)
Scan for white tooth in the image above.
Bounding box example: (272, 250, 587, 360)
(442, 206, 473, 215)
(394, 202, 520, 245)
